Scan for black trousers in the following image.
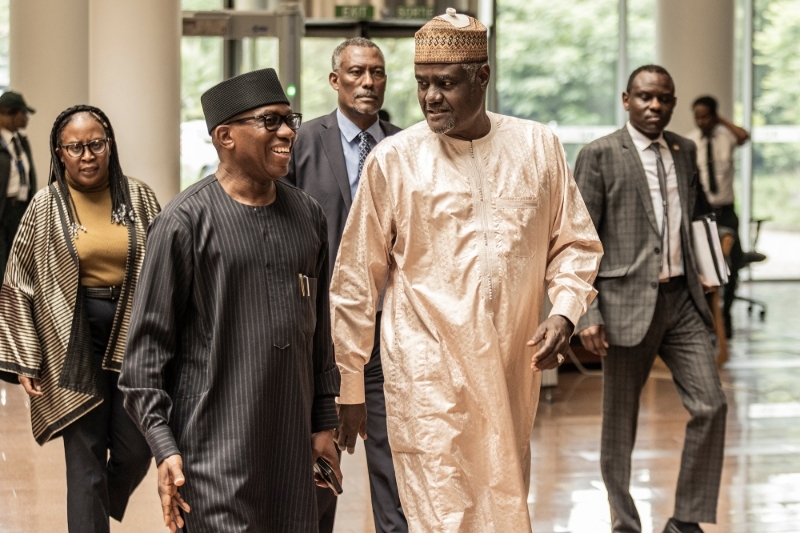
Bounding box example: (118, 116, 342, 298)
(317, 312, 407, 533)
(61, 296, 152, 533)
(714, 204, 742, 329)
(0, 198, 28, 281)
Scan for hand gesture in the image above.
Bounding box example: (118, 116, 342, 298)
(335, 403, 367, 454)
(157, 454, 190, 532)
(579, 324, 609, 356)
(18, 375, 43, 398)
(528, 315, 574, 371)
(699, 274, 717, 294)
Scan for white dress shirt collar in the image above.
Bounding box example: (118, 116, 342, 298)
(626, 121, 668, 153)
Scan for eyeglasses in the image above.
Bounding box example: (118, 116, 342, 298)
(60, 138, 109, 158)
(225, 112, 303, 132)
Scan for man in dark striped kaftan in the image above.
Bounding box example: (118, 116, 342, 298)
(120, 68, 342, 533)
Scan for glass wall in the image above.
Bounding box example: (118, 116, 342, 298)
(497, 0, 655, 165)
(170, 0, 800, 248)
(748, 0, 800, 279)
(181, 0, 225, 188)
(371, 37, 423, 128)
(300, 38, 340, 122)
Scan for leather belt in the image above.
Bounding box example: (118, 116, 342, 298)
(659, 275, 686, 290)
(84, 286, 121, 300)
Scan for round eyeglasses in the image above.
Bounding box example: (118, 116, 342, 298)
(60, 138, 109, 158)
(225, 112, 303, 132)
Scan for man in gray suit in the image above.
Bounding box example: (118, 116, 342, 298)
(573, 65, 727, 533)
(283, 38, 405, 533)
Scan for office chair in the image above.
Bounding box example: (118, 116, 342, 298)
(733, 218, 769, 321)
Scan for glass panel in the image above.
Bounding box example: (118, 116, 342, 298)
(180, 1, 225, 190)
(241, 36, 279, 75)
(628, 0, 657, 75)
(181, 36, 223, 189)
(497, 0, 655, 166)
(497, 0, 618, 127)
(749, 0, 800, 279)
(301, 38, 340, 122)
(182, 0, 224, 9)
(372, 37, 423, 128)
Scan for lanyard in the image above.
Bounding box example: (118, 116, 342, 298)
(0, 135, 26, 182)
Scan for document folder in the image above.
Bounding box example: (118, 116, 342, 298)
(692, 216, 729, 287)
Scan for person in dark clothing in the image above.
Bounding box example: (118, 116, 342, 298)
(0, 104, 160, 533)
(283, 38, 406, 533)
(0, 91, 37, 281)
(686, 95, 752, 337)
(120, 68, 342, 533)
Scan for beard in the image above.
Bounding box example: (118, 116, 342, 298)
(351, 91, 381, 116)
(429, 116, 456, 134)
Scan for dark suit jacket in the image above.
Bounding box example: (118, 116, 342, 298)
(283, 110, 401, 278)
(0, 132, 37, 220)
(573, 127, 713, 347)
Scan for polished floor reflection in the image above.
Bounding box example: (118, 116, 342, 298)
(332, 281, 800, 533)
(1, 282, 799, 532)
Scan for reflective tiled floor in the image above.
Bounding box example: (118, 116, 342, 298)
(333, 282, 800, 533)
(1, 282, 799, 532)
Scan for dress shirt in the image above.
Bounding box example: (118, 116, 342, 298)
(626, 121, 684, 280)
(686, 124, 738, 207)
(337, 108, 385, 202)
(1, 128, 31, 199)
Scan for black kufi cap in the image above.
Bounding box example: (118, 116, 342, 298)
(201, 68, 289, 133)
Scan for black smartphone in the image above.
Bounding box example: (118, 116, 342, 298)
(314, 456, 343, 495)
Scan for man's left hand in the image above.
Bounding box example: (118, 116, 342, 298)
(699, 274, 717, 294)
(528, 315, 574, 371)
(311, 429, 342, 491)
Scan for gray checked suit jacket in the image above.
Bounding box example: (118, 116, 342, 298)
(573, 127, 713, 347)
(282, 110, 401, 278)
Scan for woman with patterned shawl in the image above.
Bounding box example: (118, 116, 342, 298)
(0, 105, 161, 533)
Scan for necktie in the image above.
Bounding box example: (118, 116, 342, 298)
(357, 131, 374, 183)
(648, 142, 671, 277)
(10, 135, 27, 187)
(706, 135, 717, 194)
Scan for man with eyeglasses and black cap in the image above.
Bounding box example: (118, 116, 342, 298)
(0, 90, 36, 281)
(120, 68, 342, 533)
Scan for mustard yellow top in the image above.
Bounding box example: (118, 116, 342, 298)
(67, 179, 128, 287)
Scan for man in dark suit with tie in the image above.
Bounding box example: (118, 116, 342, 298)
(0, 91, 36, 281)
(283, 38, 405, 533)
(573, 65, 727, 533)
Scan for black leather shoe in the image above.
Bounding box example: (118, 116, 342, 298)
(663, 518, 704, 533)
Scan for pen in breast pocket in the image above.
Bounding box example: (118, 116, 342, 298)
(298, 274, 311, 297)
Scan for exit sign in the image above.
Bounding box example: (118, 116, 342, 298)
(396, 5, 434, 19)
(335, 5, 375, 19)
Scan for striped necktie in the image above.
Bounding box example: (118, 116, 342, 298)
(706, 134, 717, 193)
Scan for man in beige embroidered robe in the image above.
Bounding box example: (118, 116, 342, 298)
(330, 10, 603, 533)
